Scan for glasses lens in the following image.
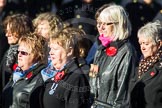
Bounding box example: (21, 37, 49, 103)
(18, 51, 29, 56)
(106, 22, 113, 25)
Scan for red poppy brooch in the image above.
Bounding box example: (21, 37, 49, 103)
(26, 72, 33, 79)
(150, 71, 155, 77)
(106, 46, 117, 56)
(54, 71, 65, 82)
(12, 63, 18, 71)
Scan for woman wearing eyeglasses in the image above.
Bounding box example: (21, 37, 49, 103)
(2, 33, 47, 108)
(89, 4, 138, 108)
(0, 13, 34, 89)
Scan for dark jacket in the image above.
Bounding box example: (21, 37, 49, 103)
(90, 39, 138, 108)
(0, 44, 18, 89)
(0, 26, 9, 63)
(86, 40, 99, 65)
(42, 58, 90, 108)
(130, 56, 162, 108)
(2, 63, 46, 108)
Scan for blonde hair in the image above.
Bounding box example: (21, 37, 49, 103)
(98, 5, 131, 41)
(50, 27, 89, 58)
(19, 33, 46, 63)
(33, 12, 64, 38)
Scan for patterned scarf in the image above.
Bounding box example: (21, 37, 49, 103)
(13, 62, 38, 83)
(41, 61, 66, 82)
(138, 49, 162, 78)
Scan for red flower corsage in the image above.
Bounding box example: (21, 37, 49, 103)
(26, 72, 33, 79)
(150, 71, 155, 77)
(54, 71, 65, 82)
(12, 63, 18, 71)
(106, 46, 117, 56)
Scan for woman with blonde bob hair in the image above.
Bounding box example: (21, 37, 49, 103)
(89, 4, 138, 108)
(97, 4, 132, 41)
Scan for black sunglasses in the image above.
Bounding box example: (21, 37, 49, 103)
(17, 50, 29, 56)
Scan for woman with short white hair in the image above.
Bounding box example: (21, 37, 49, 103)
(130, 20, 162, 108)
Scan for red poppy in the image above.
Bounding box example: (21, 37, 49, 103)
(54, 71, 65, 82)
(150, 71, 155, 77)
(106, 46, 117, 56)
(12, 63, 18, 71)
(26, 72, 33, 79)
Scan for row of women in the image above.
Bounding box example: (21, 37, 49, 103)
(0, 3, 162, 108)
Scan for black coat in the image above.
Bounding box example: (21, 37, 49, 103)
(2, 63, 46, 108)
(130, 57, 162, 108)
(89, 39, 138, 108)
(0, 44, 18, 89)
(42, 58, 90, 108)
(0, 26, 9, 63)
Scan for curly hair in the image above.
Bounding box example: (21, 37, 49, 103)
(33, 12, 64, 38)
(3, 13, 34, 38)
(18, 33, 46, 63)
(50, 27, 92, 58)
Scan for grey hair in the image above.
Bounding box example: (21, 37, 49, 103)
(98, 4, 132, 41)
(138, 20, 162, 45)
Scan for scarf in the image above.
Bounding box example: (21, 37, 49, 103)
(138, 49, 162, 78)
(13, 62, 38, 83)
(99, 34, 113, 47)
(41, 61, 66, 82)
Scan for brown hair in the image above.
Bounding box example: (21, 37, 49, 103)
(3, 13, 34, 38)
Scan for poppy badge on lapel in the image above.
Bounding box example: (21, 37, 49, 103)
(26, 72, 33, 79)
(54, 71, 65, 82)
(106, 46, 117, 56)
(150, 71, 155, 77)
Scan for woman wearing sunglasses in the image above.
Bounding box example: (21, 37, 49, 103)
(2, 33, 47, 108)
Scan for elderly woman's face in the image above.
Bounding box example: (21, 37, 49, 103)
(96, 19, 114, 37)
(139, 36, 159, 58)
(18, 43, 35, 71)
(49, 43, 68, 70)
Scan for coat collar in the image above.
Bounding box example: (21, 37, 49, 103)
(138, 60, 162, 82)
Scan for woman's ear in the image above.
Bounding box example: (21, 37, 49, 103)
(67, 48, 73, 57)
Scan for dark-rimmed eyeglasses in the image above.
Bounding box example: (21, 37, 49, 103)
(97, 21, 118, 26)
(17, 50, 29, 56)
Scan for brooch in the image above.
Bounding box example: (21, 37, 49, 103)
(106, 46, 117, 56)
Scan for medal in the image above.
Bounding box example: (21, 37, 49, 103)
(49, 83, 58, 95)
